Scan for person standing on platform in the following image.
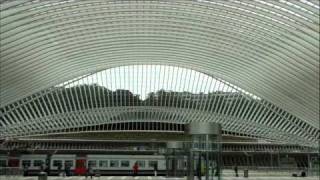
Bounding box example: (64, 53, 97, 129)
(57, 163, 62, 176)
(88, 164, 94, 179)
(64, 162, 70, 177)
(85, 165, 88, 179)
(234, 164, 238, 177)
(23, 164, 28, 176)
(40, 162, 45, 172)
(196, 157, 202, 180)
(153, 163, 158, 176)
(132, 162, 139, 176)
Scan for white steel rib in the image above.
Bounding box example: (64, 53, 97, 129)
(0, 1, 319, 147)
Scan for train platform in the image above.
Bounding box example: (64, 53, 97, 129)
(2, 176, 318, 180)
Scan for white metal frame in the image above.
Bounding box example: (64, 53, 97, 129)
(0, 1, 319, 147)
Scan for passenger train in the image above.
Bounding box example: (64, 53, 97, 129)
(0, 154, 176, 175)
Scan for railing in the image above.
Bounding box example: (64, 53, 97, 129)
(222, 166, 319, 177)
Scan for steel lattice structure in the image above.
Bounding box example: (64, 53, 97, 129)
(0, 1, 319, 147)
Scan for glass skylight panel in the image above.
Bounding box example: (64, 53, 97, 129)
(281, 0, 317, 15)
(233, 0, 299, 23)
(300, 0, 320, 9)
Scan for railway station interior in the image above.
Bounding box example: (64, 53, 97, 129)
(0, 0, 319, 180)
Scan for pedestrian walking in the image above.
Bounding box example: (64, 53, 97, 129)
(88, 165, 94, 179)
(132, 162, 139, 176)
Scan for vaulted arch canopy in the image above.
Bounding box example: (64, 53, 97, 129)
(0, 65, 318, 147)
(0, 1, 319, 147)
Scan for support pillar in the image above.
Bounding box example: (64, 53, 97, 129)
(186, 122, 222, 180)
(166, 141, 184, 177)
(307, 154, 311, 176)
(188, 150, 194, 179)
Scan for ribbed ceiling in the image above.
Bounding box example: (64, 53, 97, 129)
(0, 0, 319, 145)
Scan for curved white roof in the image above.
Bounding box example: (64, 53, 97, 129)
(0, 1, 319, 146)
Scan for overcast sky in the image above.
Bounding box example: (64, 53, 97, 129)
(58, 65, 259, 100)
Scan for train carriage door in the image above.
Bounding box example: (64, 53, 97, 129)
(8, 158, 19, 167)
(75, 155, 86, 175)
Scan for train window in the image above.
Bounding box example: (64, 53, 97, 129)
(53, 160, 62, 167)
(148, 161, 157, 168)
(99, 160, 108, 167)
(0, 160, 6, 167)
(120, 160, 130, 167)
(110, 160, 119, 167)
(88, 160, 97, 167)
(22, 160, 31, 167)
(33, 160, 44, 167)
(65, 160, 73, 167)
(136, 161, 145, 167)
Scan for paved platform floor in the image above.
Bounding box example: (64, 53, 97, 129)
(1, 176, 318, 180)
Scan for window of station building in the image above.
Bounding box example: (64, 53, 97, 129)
(110, 160, 119, 167)
(0, 160, 6, 167)
(22, 160, 31, 167)
(88, 160, 97, 167)
(99, 160, 108, 168)
(53, 160, 62, 167)
(33, 160, 44, 167)
(136, 161, 145, 167)
(120, 160, 130, 167)
(148, 161, 157, 168)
